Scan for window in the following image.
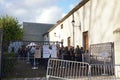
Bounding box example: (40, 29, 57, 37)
(67, 37, 71, 47)
(61, 24, 63, 29)
(54, 32, 56, 37)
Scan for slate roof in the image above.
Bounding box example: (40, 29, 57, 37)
(23, 22, 54, 41)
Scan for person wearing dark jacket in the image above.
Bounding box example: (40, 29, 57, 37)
(75, 45, 81, 61)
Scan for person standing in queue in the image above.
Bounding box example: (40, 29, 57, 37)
(75, 45, 81, 61)
(30, 46, 36, 68)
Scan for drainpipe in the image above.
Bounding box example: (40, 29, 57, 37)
(72, 14, 75, 47)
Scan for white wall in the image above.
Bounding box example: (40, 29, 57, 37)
(89, 0, 120, 44)
(49, 25, 61, 42)
(49, 16, 74, 47)
(71, 1, 90, 48)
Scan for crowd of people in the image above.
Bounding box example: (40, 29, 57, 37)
(17, 45, 41, 68)
(16, 44, 87, 68)
(57, 45, 85, 62)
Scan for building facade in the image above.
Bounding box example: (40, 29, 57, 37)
(45, 0, 120, 51)
(43, 0, 120, 77)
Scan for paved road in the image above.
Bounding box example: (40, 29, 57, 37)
(2, 77, 46, 80)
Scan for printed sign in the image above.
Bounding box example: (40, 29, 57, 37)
(43, 45, 57, 58)
(101, 51, 108, 58)
(43, 45, 50, 58)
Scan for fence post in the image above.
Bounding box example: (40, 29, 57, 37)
(88, 65, 91, 80)
(0, 29, 3, 78)
(113, 28, 120, 78)
(27, 52, 30, 64)
(46, 59, 50, 80)
(32, 56, 38, 69)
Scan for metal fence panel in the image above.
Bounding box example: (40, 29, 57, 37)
(46, 59, 120, 80)
(90, 42, 114, 64)
(46, 59, 89, 80)
(90, 64, 115, 79)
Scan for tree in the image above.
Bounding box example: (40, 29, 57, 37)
(0, 15, 23, 51)
(0, 15, 23, 42)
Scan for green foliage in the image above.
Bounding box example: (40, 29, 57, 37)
(0, 15, 23, 51)
(0, 15, 23, 42)
(3, 52, 18, 76)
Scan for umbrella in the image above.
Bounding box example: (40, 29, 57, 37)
(27, 42, 37, 47)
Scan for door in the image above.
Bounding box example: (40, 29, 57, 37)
(83, 31, 89, 51)
(67, 37, 71, 47)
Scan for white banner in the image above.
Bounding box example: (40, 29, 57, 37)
(43, 45, 50, 58)
(51, 44, 57, 58)
(43, 44, 57, 58)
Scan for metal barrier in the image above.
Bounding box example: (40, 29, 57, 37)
(46, 59, 89, 80)
(90, 64, 114, 76)
(90, 42, 114, 64)
(89, 64, 116, 80)
(46, 59, 120, 80)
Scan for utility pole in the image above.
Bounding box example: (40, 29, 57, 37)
(72, 14, 75, 47)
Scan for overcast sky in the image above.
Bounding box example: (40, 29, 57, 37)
(0, 0, 81, 24)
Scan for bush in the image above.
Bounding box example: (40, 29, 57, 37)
(3, 52, 18, 76)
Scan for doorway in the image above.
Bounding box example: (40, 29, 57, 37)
(67, 37, 71, 47)
(83, 31, 89, 51)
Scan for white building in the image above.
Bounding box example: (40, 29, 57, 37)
(44, 0, 120, 50)
(44, 0, 120, 77)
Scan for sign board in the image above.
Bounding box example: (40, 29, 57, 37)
(43, 45, 50, 58)
(51, 44, 57, 58)
(43, 44, 57, 58)
(101, 51, 108, 58)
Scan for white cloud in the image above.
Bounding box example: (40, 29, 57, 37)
(62, 13, 67, 18)
(0, 0, 80, 24)
(24, 0, 57, 7)
(69, 4, 75, 10)
(15, 8, 27, 16)
(36, 6, 63, 23)
(0, 0, 3, 3)
(0, 0, 64, 24)
(69, 3, 79, 10)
